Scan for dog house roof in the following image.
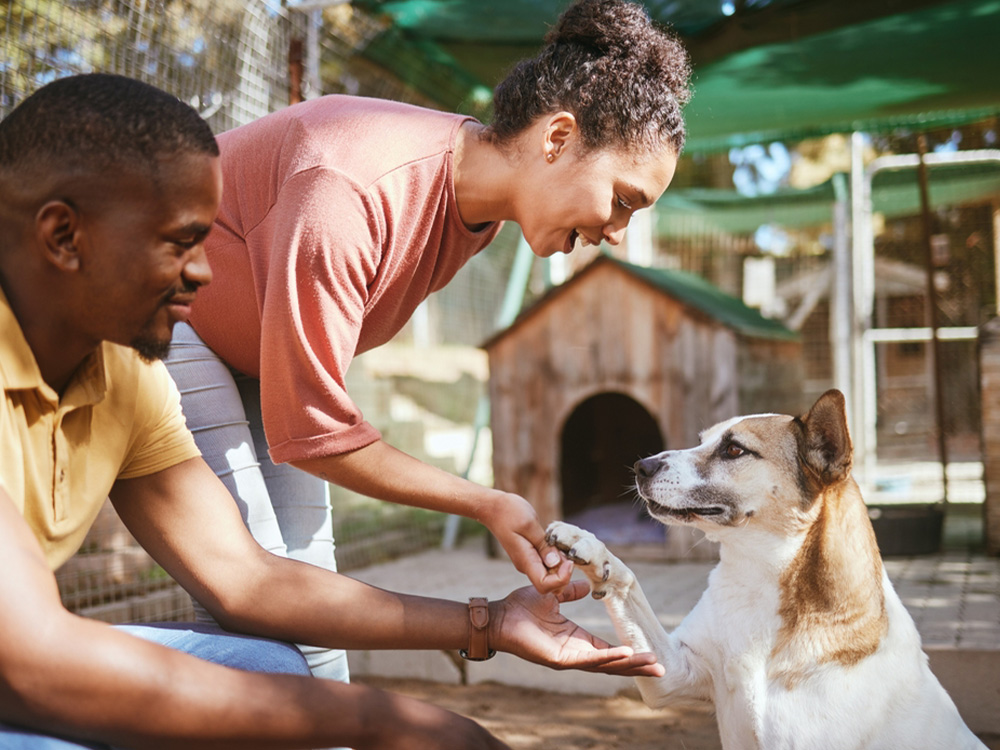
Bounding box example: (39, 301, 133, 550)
(483, 253, 798, 349)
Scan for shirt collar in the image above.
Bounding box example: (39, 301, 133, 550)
(0, 283, 108, 408)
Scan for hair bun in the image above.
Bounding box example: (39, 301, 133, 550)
(487, 0, 691, 154)
(545, 0, 648, 57)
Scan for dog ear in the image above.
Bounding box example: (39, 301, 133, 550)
(797, 389, 853, 486)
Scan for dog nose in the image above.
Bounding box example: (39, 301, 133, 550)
(634, 456, 661, 478)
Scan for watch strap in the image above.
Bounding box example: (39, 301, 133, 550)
(460, 596, 496, 661)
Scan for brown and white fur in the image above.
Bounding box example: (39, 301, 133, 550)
(547, 390, 984, 750)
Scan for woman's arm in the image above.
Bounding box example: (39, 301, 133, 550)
(245, 171, 571, 592)
(291, 439, 574, 593)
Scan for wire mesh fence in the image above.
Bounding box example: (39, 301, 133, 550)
(872, 205, 994, 458)
(653, 127, 997, 509)
(1, 0, 520, 623)
(2, 0, 303, 623)
(1, 0, 303, 132)
(55, 500, 197, 623)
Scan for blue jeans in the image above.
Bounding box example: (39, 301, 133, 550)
(163, 323, 350, 685)
(0, 623, 310, 748)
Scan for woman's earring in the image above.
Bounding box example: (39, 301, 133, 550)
(546, 153, 555, 163)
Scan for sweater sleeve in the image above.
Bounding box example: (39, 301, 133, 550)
(255, 167, 383, 464)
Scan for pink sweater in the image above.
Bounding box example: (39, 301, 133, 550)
(190, 96, 502, 464)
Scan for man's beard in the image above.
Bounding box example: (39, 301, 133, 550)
(129, 282, 197, 361)
(129, 329, 172, 362)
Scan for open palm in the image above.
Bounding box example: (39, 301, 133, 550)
(493, 581, 663, 677)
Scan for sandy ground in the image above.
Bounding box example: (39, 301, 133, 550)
(358, 676, 1000, 750)
(357, 676, 722, 749)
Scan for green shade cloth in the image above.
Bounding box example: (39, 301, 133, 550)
(683, 0, 1000, 151)
(347, 0, 1000, 240)
(350, 0, 1000, 151)
(655, 161, 1000, 236)
(360, 0, 758, 42)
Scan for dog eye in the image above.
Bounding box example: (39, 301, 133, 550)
(724, 443, 745, 458)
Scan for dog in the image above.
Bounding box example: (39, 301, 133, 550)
(546, 390, 985, 750)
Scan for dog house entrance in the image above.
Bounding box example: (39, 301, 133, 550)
(560, 392, 665, 545)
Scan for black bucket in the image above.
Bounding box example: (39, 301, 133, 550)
(867, 503, 945, 556)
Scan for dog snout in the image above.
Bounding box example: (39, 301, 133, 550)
(634, 456, 663, 479)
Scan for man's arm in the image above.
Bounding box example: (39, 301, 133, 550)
(109, 456, 661, 674)
(291, 439, 575, 594)
(111, 455, 472, 650)
(0, 486, 507, 750)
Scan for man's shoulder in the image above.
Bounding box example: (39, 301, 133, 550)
(99, 342, 199, 480)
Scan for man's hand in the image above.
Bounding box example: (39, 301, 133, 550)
(489, 582, 665, 677)
(480, 492, 574, 595)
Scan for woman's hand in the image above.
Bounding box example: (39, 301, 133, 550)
(488, 582, 664, 677)
(479, 492, 574, 594)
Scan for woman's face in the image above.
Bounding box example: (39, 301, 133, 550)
(516, 124, 678, 258)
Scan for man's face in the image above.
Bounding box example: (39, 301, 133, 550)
(77, 152, 222, 360)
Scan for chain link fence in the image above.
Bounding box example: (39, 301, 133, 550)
(1, 0, 304, 131)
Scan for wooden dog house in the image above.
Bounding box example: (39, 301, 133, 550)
(484, 255, 804, 559)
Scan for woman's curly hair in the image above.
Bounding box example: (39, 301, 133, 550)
(486, 0, 692, 156)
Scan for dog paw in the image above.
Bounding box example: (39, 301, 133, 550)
(545, 522, 619, 599)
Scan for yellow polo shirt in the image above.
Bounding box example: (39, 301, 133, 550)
(0, 287, 200, 570)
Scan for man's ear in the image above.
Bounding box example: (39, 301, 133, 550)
(36, 200, 81, 271)
(542, 111, 578, 162)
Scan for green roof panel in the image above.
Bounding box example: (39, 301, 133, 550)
(606, 256, 799, 340)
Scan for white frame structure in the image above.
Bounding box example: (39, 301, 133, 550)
(847, 142, 1000, 492)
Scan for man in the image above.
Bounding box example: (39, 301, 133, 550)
(0, 74, 660, 750)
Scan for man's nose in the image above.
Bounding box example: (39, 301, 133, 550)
(184, 244, 212, 288)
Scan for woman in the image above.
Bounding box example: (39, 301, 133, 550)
(166, 0, 691, 684)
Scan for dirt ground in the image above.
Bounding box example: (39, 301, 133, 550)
(358, 676, 1000, 750)
(358, 676, 722, 749)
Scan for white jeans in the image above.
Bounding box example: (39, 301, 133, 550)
(165, 323, 350, 685)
